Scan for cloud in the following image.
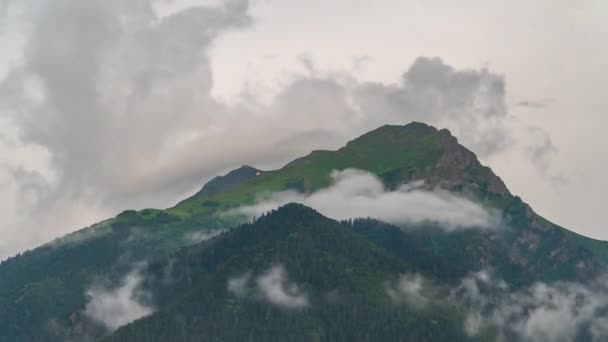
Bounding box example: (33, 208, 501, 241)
(83, 269, 155, 331)
(455, 270, 608, 342)
(238, 169, 499, 230)
(228, 265, 309, 309)
(1, 0, 251, 202)
(184, 229, 222, 244)
(353, 57, 509, 157)
(256, 265, 309, 309)
(385, 274, 432, 308)
(0, 0, 254, 258)
(523, 125, 558, 175)
(0, 0, 542, 258)
(227, 271, 252, 297)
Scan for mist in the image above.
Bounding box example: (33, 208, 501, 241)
(456, 270, 608, 341)
(237, 169, 499, 230)
(228, 265, 309, 309)
(83, 270, 155, 332)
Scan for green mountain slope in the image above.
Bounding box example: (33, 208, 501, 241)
(0, 122, 607, 341)
(104, 204, 606, 341)
(348, 213, 602, 288)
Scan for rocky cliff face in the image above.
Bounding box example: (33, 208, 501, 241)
(419, 126, 510, 197)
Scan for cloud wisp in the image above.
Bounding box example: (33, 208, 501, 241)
(227, 271, 252, 297)
(237, 169, 499, 230)
(83, 269, 155, 332)
(228, 265, 309, 309)
(256, 266, 309, 309)
(381, 269, 608, 341)
(184, 229, 222, 244)
(385, 273, 433, 309)
(455, 270, 608, 342)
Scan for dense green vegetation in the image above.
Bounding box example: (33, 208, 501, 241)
(106, 204, 482, 342)
(0, 210, 236, 342)
(104, 203, 606, 341)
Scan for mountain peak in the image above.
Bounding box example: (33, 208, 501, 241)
(343, 122, 510, 197)
(257, 202, 326, 226)
(345, 122, 438, 147)
(190, 165, 264, 200)
(176, 122, 511, 212)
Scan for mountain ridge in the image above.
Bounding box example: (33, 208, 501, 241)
(104, 203, 606, 341)
(104, 203, 475, 342)
(0, 121, 606, 341)
(171, 122, 511, 218)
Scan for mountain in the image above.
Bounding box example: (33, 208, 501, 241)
(181, 165, 264, 203)
(0, 122, 606, 341)
(105, 204, 605, 341)
(104, 204, 477, 342)
(171, 122, 510, 218)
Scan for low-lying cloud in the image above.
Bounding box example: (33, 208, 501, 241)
(83, 270, 155, 331)
(228, 265, 309, 309)
(382, 270, 608, 340)
(385, 273, 432, 308)
(227, 271, 252, 297)
(184, 229, 222, 244)
(257, 266, 309, 309)
(238, 169, 499, 229)
(455, 270, 608, 342)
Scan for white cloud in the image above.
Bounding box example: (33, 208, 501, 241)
(238, 169, 499, 230)
(256, 265, 309, 309)
(0, 0, 253, 258)
(385, 274, 430, 308)
(228, 266, 309, 309)
(84, 270, 155, 331)
(455, 270, 608, 342)
(227, 271, 252, 297)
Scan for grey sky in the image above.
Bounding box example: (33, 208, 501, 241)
(209, 0, 608, 238)
(0, 0, 606, 258)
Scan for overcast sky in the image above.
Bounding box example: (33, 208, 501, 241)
(0, 0, 606, 258)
